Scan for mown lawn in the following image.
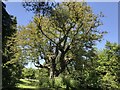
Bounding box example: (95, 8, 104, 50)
(2, 78, 94, 90)
(16, 79, 39, 89)
(15, 79, 60, 90)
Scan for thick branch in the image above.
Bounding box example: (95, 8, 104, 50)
(34, 62, 50, 69)
(64, 45, 70, 54)
(33, 56, 50, 69)
(37, 23, 57, 45)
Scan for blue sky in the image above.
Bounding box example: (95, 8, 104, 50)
(5, 2, 118, 50)
(88, 2, 118, 49)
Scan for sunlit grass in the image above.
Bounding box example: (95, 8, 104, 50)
(16, 78, 39, 89)
(17, 84, 37, 89)
(20, 78, 39, 83)
(20, 79, 31, 84)
(16, 78, 69, 89)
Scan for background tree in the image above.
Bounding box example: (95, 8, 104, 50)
(74, 42, 120, 90)
(95, 42, 120, 89)
(2, 2, 22, 88)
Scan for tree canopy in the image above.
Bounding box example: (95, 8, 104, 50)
(12, 2, 106, 78)
(2, 2, 22, 88)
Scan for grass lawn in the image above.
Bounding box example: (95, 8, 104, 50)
(16, 78, 39, 89)
(2, 78, 91, 90)
(15, 78, 66, 90)
(15, 79, 57, 90)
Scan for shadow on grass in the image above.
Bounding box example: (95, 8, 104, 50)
(2, 87, 34, 90)
(4, 87, 47, 90)
(2, 87, 56, 90)
(2, 87, 67, 90)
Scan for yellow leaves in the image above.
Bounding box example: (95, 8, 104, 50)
(34, 16, 50, 29)
(34, 16, 42, 25)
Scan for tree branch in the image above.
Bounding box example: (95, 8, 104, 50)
(37, 23, 57, 45)
(34, 61, 50, 69)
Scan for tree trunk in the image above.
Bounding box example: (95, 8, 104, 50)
(59, 52, 66, 74)
(49, 68, 54, 79)
(49, 58, 56, 87)
(49, 52, 66, 78)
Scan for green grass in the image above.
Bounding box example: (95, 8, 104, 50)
(15, 78, 66, 90)
(17, 83, 37, 89)
(16, 79, 39, 89)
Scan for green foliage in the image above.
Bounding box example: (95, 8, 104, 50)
(14, 2, 106, 80)
(63, 42, 120, 90)
(22, 2, 58, 15)
(96, 42, 120, 90)
(22, 68, 35, 79)
(2, 2, 22, 88)
(54, 77, 64, 88)
(74, 42, 120, 90)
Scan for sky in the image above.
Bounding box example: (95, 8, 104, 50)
(88, 2, 118, 49)
(4, 1, 119, 68)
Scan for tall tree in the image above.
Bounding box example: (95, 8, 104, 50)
(2, 2, 21, 88)
(15, 2, 106, 80)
